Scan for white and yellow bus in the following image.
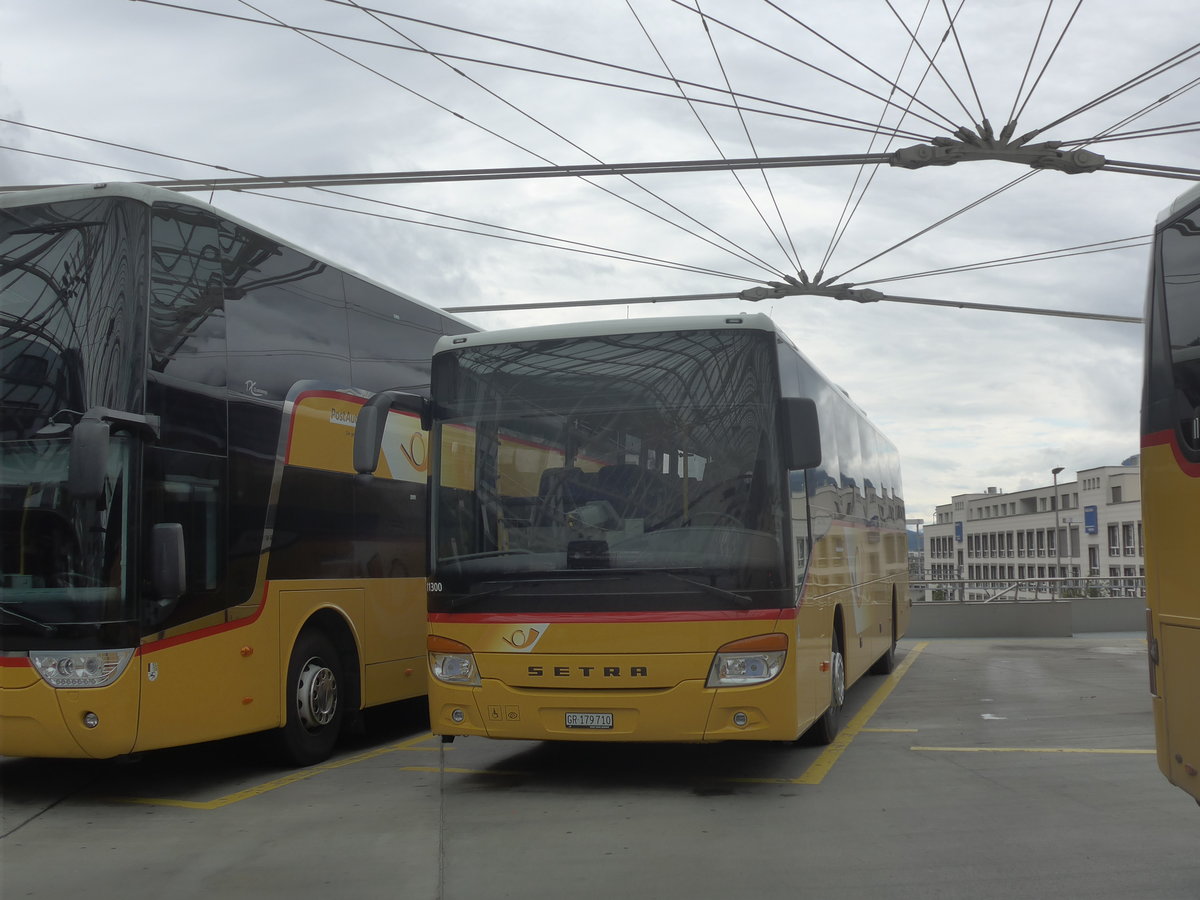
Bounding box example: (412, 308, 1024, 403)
(357, 314, 908, 744)
(0, 183, 469, 765)
(1142, 182, 1200, 804)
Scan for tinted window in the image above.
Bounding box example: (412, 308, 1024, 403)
(143, 447, 227, 629)
(148, 203, 227, 452)
(347, 278, 445, 392)
(1, 197, 146, 438)
(266, 467, 426, 580)
(224, 230, 351, 401)
(1162, 215, 1200, 450)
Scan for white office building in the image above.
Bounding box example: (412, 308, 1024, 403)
(922, 460, 1144, 601)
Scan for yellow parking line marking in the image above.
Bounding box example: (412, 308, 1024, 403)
(109, 732, 440, 810)
(911, 746, 1154, 755)
(111, 642, 933, 804)
(730, 640, 929, 785)
(861, 728, 919, 733)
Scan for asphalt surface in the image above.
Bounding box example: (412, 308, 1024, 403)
(2, 635, 1197, 900)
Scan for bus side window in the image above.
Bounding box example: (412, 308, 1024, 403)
(1163, 219, 1200, 450)
(789, 469, 810, 584)
(144, 449, 226, 629)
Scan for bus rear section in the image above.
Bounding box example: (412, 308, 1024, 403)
(390, 315, 906, 744)
(1142, 183, 1200, 803)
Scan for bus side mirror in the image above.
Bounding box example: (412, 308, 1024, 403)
(781, 397, 821, 470)
(151, 522, 186, 602)
(68, 417, 111, 499)
(353, 390, 431, 476)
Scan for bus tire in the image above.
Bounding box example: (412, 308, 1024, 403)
(805, 631, 845, 745)
(276, 628, 344, 767)
(869, 603, 897, 676)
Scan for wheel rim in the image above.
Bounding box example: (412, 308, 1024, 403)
(830, 649, 845, 709)
(296, 656, 338, 731)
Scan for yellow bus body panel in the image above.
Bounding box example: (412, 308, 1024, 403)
(129, 578, 427, 755)
(1, 659, 141, 759)
(0, 575, 427, 760)
(1143, 440, 1200, 800)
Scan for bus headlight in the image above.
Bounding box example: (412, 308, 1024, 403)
(706, 634, 787, 687)
(428, 635, 481, 686)
(30, 649, 134, 688)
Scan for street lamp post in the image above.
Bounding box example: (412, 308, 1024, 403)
(1052, 466, 1064, 598)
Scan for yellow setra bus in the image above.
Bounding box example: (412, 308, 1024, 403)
(357, 314, 908, 744)
(0, 183, 469, 765)
(1142, 182, 1200, 804)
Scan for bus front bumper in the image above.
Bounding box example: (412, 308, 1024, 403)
(0, 660, 139, 759)
(429, 677, 800, 742)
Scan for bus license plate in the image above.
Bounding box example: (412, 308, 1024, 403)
(565, 712, 613, 729)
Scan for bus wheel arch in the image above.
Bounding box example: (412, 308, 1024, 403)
(276, 611, 361, 766)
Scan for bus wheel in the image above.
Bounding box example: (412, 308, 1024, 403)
(805, 633, 845, 745)
(870, 619, 897, 675)
(277, 628, 344, 766)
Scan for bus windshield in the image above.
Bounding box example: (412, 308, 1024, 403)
(2, 196, 142, 643)
(430, 328, 789, 613)
(0, 434, 132, 635)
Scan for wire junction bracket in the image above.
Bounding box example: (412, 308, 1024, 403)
(889, 120, 1106, 174)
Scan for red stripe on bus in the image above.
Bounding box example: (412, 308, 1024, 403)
(140, 584, 270, 655)
(429, 607, 796, 625)
(1142, 429, 1200, 477)
(0, 657, 31, 667)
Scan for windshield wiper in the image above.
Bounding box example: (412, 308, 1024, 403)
(662, 572, 752, 608)
(0, 603, 54, 632)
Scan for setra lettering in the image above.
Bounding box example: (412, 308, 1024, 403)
(525, 665, 649, 678)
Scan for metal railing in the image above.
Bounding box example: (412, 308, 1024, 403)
(908, 574, 1145, 604)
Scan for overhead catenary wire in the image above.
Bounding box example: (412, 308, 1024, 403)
(1009, 0, 1084, 128)
(938, 0, 988, 124)
(441, 287, 1141, 324)
(685, 0, 803, 270)
(817, 0, 944, 279)
(337, 0, 791, 279)
(241, 190, 766, 282)
(854, 235, 1152, 286)
(1064, 121, 1200, 145)
(820, 28, 1200, 282)
(1061, 80, 1200, 149)
(10, 0, 1195, 324)
(827, 170, 1040, 284)
(754, 0, 963, 135)
(2, 152, 897, 193)
(134, 0, 935, 144)
(1005, 0, 1055, 127)
(0, 123, 765, 283)
(623, 0, 798, 276)
(326, 0, 959, 136)
(670, 0, 963, 133)
(695, 0, 804, 271)
(1019, 40, 1200, 143)
(1096, 160, 1200, 181)
(881, 0, 982, 127)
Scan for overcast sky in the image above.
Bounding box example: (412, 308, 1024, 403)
(2, 0, 1196, 522)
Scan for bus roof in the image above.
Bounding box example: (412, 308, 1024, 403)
(1157, 182, 1200, 225)
(0, 182, 472, 331)
(435, 313, 790, 354)
(435, 312, 883, 423)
